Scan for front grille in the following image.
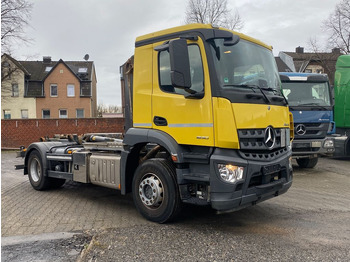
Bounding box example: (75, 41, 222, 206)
(239, 147, 288, 161)
(294, 122, 329, 139)
(292, 146, 320, 152)
(238, 128, 289, 151)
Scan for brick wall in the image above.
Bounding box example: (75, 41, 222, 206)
(1, 118, 125, 149)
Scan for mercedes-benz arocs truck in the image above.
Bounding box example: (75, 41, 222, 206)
(17, 24, 293, 223)
(333, 55, 350, 156)
(280, 72, 335, 168)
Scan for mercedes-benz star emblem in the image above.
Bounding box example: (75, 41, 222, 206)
(264, 126, 276, 149)
(295, 124, 306, 136)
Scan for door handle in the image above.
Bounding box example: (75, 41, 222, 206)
(153, 116, 168, 126)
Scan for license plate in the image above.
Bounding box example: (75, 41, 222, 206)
(293, 143, 310, 149)
(311, 141, 322, 148)
(262, 164, 281, 175)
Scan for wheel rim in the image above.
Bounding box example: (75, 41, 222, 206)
(139, 173, 163, 208)
(30, 157, 41, 183)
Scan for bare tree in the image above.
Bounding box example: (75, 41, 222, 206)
(307, 37, 340, 84)
(185, 0, 244, 31)
(97, 103, 122, 117)
(323, 0, 350, 54)
(1, 0, 33, 54)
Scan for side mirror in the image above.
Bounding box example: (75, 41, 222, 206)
(169, 39, 191, 88)
(223, 34, 240, 46)
(330, 85, 335, 106)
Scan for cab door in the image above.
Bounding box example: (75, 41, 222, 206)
(152, 38, 214, 147)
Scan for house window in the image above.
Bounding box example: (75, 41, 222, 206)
(12, 84, 19, 97)
(59, 109, 68, 118)
(80, 82, 92, 96)
(50, 84, 58, 97)
(42, 109, 50, 119)
(3, 110, 11, 119)
(67, 84, 75, 97)
(21, 109, 28, 119)
(76, 109, 84, 118)
(78, 68, 88, 73)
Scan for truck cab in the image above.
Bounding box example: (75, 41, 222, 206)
(20, 24, 294, 223)
(280, 72, 335, 168)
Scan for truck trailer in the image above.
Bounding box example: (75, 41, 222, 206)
(279, 72, 335, 168)
(18, 24, 294, 223)
(333, 54, 350, 156)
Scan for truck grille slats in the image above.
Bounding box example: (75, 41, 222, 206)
(294, 122, 329, 139)
(238, 128, 286, 151)
(238, 128, 290, 161)
(240, 147, 288, 161)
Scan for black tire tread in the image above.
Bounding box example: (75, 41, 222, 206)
(132, 158, 182, 223)
(296, 157, 318, 168)
(28, 150, 50, 190)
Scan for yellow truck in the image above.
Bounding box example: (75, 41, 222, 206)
(18, 24, 294, 223)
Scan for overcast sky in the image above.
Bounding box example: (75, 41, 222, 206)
(13, 0, 340, 106)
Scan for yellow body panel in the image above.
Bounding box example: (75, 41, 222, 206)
(232, 103, 290, 129)
(289, 112, 294, 140)
(212, 98, 239, 149)
(151, 39, 214, 146)
(213, 98, 291, 149)
(133, 45, 153, 128)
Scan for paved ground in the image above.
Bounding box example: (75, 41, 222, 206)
(2, 151, 350, 261)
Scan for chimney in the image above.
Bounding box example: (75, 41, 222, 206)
(43, 56, 52, 64)
(332, 47, 341, 54)
(296, 46, 304, 54)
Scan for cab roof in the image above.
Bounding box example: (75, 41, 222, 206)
(279, 72, 329, 82)
(336, 55, 350, 69)
(135, 23, 272, 50)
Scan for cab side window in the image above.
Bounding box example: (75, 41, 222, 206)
(159, 44, 204, 95)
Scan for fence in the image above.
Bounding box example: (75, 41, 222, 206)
(1, 118, 125, 149)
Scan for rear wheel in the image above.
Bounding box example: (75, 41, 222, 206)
(132, 158, 181, 223)
(28, 150, 50, 190)
(27, 150, 66, 190)
(296, 157, 318, 168)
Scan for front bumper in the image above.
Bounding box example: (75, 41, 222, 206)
(209, 148, 293, 211)
(292, 137, 335, 157)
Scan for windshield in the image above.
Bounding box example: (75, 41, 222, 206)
(209, 39, 282, 93)
(281, 82, 331, 106)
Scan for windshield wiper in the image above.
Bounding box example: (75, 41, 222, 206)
(298, 103, 330, 110)
(225, 84, 271, 104)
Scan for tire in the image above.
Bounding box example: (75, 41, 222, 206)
(296, 157, 318, 168)
(132, 158, 182, 223)
(28, 150, 50, 190)
(49, 178, 66, 189)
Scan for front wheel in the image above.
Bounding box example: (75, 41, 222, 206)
(296, 157, 318, 168)
(132, 159, 181, 223)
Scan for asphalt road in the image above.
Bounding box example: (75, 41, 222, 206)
(1, 151, 350, 261)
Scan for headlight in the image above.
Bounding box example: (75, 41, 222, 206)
(324, 139, 334, 148)
(218, 164, 244, 183)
